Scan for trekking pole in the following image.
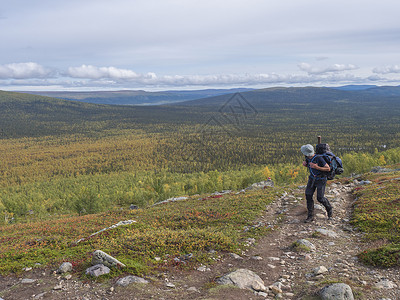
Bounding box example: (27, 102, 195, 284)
(317, 136, 321, 144)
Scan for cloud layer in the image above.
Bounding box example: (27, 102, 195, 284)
(0, 61, 394, 90)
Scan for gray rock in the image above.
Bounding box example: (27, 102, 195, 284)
(92, 250, 126, 268)
(313, 266, 328, 275)
(116, 275, 149, 287)
(230, 253, 243, 259)
(251, 256, 263, 261)
(58, 262, 73, 273)
(129, 204, 139, 210)
(197, 265, 211, 272)
(319, 283, 354, 300)
(217, 268, 266, 292)
(315, 228, 338, 238)
(375, 279, 397, 289)
(294, 239, 316, 251)
(246, 180, 274, 190)
(21, 278, 36, 284)
(371, 166, 393, 173)
(33, 292, 47, 299)
(187, 286, 200, 293)
(153, 196, 188, 206)
(85, 264, 110, 277)
(356, 180, 372, 185)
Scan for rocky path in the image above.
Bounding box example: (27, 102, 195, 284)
(1, 182, 399, 299)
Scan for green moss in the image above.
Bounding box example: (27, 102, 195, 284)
(358, 243, 400, 267)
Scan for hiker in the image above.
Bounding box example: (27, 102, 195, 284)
(301, 144, 333, 223)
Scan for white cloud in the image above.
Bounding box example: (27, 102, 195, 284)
(67, 65, 141, 80)
(372, 65, 400, 74)
(298, 63, 358, 75)
(0, 62, 51, 79)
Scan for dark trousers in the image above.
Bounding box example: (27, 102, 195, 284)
(305, 176, 331, 217)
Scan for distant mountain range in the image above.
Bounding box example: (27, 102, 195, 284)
(20, 88, 254, 106)
(16, 85, 400, 106)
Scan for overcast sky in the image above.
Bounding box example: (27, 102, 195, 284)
(1, 0, 399, 91)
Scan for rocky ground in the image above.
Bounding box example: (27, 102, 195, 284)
(1, 181, 399, 299)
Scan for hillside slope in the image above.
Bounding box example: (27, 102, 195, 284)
(1, 169, 399, 299)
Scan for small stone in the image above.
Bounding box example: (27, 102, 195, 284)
(166, 282, 176, 288)
(33, 292, 46, 299)
(315, 228, 338, 238)
(187, 286, 200, 293)
(24, 267, 33, 271)
(268, 257, 280, 261)
(64, 274, 72, 280)
(53, 284, 63, 290)
(116, 275, 149, 286)
(197, 265, 210, 272)
(313, 266, 328, 275)
(257, 291, 268, 297)
(252, 281, 266, 292)
(251, 256, 263, 261)
(375, 279, 397, 289)
(293, 239, 316, 252)
(270, 285, 283, 295)
(230, 253, 243, 259)
(267, 264, 276, 269)
(285, 292, 295, 297)
(21, 278, 36, 284)
(154, 257, 161, 261)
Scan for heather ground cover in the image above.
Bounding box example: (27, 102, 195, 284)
(351, 164, 400, 267)
(0, 188, 279, 277)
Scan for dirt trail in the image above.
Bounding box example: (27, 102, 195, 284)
(1, 182, 399, 300)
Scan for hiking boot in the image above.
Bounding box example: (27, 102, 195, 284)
(304, 215, 314, 223)
(326, 206, 333, 219)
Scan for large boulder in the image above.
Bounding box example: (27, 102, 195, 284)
(85, 264, 110, 277)
(92, 250, 126, 268)
(216, 268, 266, 292)
(57, 262, 73, 274)
(319, 283, 354, 300)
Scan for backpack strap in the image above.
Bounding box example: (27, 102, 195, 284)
(309, 155, 318, 177)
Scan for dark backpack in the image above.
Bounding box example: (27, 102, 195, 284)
(315, 144, 344, 180)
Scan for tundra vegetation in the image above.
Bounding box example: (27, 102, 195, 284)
(0, 89, 399, 275)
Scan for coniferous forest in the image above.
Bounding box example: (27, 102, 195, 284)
(1, 87, 400, 222)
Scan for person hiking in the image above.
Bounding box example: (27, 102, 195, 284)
(301, 144, 333, 223)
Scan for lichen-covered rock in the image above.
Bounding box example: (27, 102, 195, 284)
(85, 264, 110, 277)
(116, 275, 149, 287)
(293, 239, 316, 252)
(57, 262, 73, 273)
(217, 268, 266, 292)
(319, 283, 354, 300)
(315, 228, 338, 238)
(92, 250, 126, 268)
